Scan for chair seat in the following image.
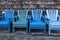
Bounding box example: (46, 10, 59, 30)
(30, 21, 46, 29)
(50, 21, 60, 25)
(49, 21, 60, 29)
(30, 20, 45, 25)
(0, 20, 9, 27)
(0, 20, 9, 24)
(13, 20, 27, 25)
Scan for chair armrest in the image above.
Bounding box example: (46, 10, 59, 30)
(27, 15, 33, 23)
(28, 15, 33, 21)
(13, 16, 19, 22)
(41, 15, 49, 24)
(57, 16, 60, 21)
(0, 15, 5, 21)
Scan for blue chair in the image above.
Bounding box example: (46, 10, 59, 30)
(0, 9, 14, 32)
(29, 9, 47, 35)
(46, 9, 60, 35)
(12, 10, 28, 32)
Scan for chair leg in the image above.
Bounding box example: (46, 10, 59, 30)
(13, 27, 15, 32)
(44, 29, 46, 36)
(26, 27, 28, 33)
(48, 28, 51, 35)
(8, 26, 10, 33)
(29, 28, 31, 34)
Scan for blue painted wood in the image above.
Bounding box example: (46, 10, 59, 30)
(0, 9, 14, 32)
(46, 9, 59, 35)
(12, 10, 28, 32)
(29, 9, 46, 35)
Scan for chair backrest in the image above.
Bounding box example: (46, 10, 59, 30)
(17, 10, 28, 21)
(46, 9, 58, 21)
(31, 9, 43, 21)
(3, 9, 14, 20)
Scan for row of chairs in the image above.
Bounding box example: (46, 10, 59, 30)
(0, 9, 60, 35)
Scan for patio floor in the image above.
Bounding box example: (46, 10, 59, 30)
(0, 28, 60, 40)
